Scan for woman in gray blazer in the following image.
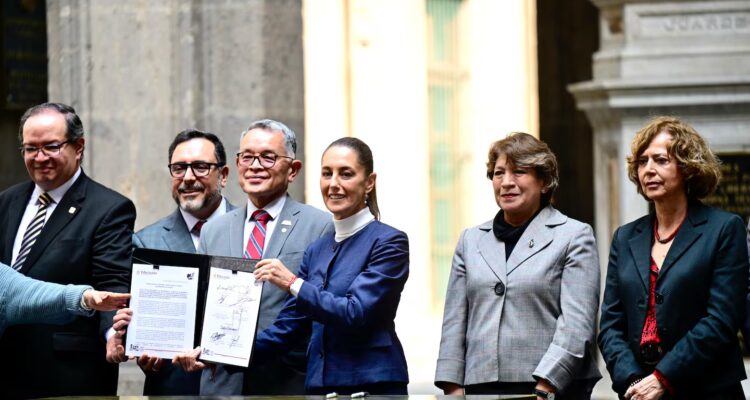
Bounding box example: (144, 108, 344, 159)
(435, 133, 601, 399)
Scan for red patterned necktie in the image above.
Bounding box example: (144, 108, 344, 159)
(245, 210, 271, 259)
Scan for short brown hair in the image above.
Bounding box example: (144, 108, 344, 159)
(627, 116, 721, 200)
(486, 132, 559, 203)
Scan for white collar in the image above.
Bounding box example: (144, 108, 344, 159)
(333, 207, 375, 242)
(31, 167, 82, 205)
(246, 194, 287, 222)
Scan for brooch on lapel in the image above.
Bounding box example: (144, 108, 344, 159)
(68, 206, 77, 214)
(281, 220, 291, 233)
(528, 239, 534, 248)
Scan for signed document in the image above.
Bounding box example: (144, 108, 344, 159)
(199, 267, 263, 367)
(125, 263, 200, 359)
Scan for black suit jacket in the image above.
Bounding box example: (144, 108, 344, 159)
(0, 172, 135, 399)
(599, 201, 748, 395)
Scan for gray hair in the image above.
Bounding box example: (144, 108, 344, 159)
(240, 119, 297, 158)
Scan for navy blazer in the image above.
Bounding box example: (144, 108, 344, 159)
(253, 220, 410, 391)
(599, 201, 748, 395)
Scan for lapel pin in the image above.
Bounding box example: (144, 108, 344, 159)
(281, 220, 292, 226)
(68, 207, 76, 214)
(281, 228, 288, 233)
(528, 239, 534, 248)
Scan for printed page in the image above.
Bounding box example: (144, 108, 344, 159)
(199, 267, 262, 367)
(125, 263, 199, 359)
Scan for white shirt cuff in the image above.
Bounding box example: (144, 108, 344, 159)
(105, 327, 116, 342)
(290, 278, 304, 297)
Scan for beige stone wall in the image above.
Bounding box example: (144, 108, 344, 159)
(47, 0, 306, 230)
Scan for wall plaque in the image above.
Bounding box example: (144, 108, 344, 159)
(2, 0, 47, 109)
(703, 153, 750, 225)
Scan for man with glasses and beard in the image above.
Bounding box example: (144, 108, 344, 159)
(111, 120, 332, 395)
(0, 102, 135, 399)
(129, 129, 236, 395)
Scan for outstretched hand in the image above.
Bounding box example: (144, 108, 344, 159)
(83, 290, 130, 311)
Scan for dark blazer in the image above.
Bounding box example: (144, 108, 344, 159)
(599, 201, 748, 395)
(253, 220, 410, 392)
(745, 220, 750, 348)
(0, 172, 135, 399)
(132, 200, 235, 395)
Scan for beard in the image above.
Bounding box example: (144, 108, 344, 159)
(173, 182, 222, 214)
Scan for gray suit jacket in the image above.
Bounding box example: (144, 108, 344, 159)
(198, 195, 333, 395)
(133, 200, 237, 253)
(435, 206, 601, 391)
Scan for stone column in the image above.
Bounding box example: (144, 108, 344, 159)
(46, 0, 305, 229)
(570, 0, 750, 258)
(46, 1, 304, 394)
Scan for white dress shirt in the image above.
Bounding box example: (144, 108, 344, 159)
(180, 197, 228, 250)
(11, 168, 82, 266)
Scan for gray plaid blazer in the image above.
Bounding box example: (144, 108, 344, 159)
(435, 206, 601, 391)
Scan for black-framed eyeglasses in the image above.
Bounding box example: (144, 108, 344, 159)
(19, 140, 74, 158)
(236, 151, 293, 168)
(168, 162, 221, 178)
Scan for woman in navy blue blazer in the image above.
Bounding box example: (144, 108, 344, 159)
(598, 117, 749, 399)
(250, 137, 409, 395)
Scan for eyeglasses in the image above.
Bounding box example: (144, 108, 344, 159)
(168, 162, 221, 178)
(236, 151, 293, 168)
(20, 140, 74, 158)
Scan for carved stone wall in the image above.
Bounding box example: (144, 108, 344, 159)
(46, 1, 304, 394)
(571, 0, 750, 255)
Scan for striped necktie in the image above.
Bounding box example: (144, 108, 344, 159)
(13, 192, 53, 270)
(244, 210, 271, 259)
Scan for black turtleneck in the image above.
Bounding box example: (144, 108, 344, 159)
(492, 204, 546, 260)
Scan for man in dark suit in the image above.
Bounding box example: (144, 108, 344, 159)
(130, 129, 236, 395)
(197, 119, 332, 395)
(0, 102, 135, 399)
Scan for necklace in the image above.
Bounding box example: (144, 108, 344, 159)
(653, 218, 683, 244)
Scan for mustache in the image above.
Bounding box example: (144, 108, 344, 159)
(177, 182, 206, 193)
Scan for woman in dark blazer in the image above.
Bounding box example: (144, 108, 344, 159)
(435, 133, 601, 399)
(249, 137, 409, 394)
(599, 116, 749, 399)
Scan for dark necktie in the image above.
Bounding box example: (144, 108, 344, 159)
(191, 220, 206, 236)
(13, 192, 53, 270)
(245, 210, 271, 259)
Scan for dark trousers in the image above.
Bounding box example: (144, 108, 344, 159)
(465, 380, 595, 399)
(307, 381, 408, 395)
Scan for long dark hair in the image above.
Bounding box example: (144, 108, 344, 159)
(324, 137, 380, 220)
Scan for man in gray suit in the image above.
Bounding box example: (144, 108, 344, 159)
(198, 119, 332, 395)
(132, 129, 236, 395)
